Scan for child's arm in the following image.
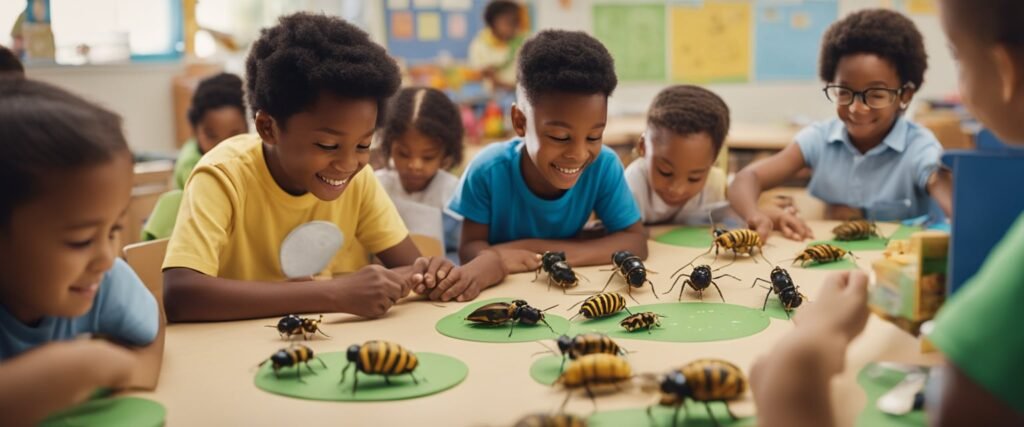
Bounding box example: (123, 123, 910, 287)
(927, 168, 953, 219)
(729, 144, 813, 241)
(750, 271, 870, 427)
(0, 340, 137, 426)
(493, 221, 648, 266)
(929, 359, 1024, 426)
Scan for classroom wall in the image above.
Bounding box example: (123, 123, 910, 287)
(534, 0, 958, 123)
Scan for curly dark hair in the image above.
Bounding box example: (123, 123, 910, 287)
(647, 85, 730, 154)
(245, 12, 400, 127)
(187, 73, 245, 128)
(484, 0, 520, 28)
(819, 9, 927, 90)
(516, 29, 617, 105)
(380, 87, 464, 170)
(0, 78, 128, 226)
(0, 45, 24, 76)
(943, 0, 1024, 49)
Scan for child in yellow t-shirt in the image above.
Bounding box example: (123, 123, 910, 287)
(162, 13, 468, 322)
(468, 0, 525, 92)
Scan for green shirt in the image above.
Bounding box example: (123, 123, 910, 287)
(173, 139, 202, 190)
(931, 211, 1024, 412)
(140, 190, 182, 241)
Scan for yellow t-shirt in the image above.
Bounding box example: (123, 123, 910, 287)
(162, 134, 408, 281)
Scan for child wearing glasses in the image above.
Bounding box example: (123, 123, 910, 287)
(728, 9, 953, 241)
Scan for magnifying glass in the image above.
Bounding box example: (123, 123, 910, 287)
(279, 221, 344, 279)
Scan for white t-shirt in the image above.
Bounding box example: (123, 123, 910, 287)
(624, 157, 727, 225)
(375, 168, 461, 252)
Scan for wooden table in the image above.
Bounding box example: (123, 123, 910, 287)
(129, 221, 936, 426)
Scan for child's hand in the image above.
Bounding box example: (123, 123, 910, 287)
(333, 265, 411, 318)
(796, 270, 871, 342)
(774, 211, 814, 241)
(425, 250, 506, 302)
(74, 340, 137, 391)
(409, 256, 456, 294)
(499, 249, 542, 274)
(745, 211, 775, 242)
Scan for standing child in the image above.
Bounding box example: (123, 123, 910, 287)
(468, 0, 525, 92)
(0, 79, 162, 425)
(440, 29, 646, 302)
(751, 1, 1024, 425)
(376, 87, 464, 256)
(626, 85, 730, 225)
(729, 9, 952, 241)
(162, 13, 462, 322)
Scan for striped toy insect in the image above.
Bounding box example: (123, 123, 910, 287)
(534, 251, 567, 281)
(465, 300, 557, 337)
(620, 312, 664, 334)
(646, 359, 747, 427)
(339, 340, 419, 394)
(258, 344, 327, 382)
(687, 221, 770, 268)
(752, 267, 806, 318)
(514, 413, 587, 427)
(556, 353, 633, 412)
(599, 250, 658, 303)
(265, 314, 330, 340)
(545, 333, 626, 372)
(832, 220, 880, 241)
(665, 263, 738, 302)
(793, 244, 857, 267)
(567, 292, 632, 321)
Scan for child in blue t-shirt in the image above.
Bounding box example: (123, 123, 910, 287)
(0, 79, 161, 425)
(441, 30, 646, 301)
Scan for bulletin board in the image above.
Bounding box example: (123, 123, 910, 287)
(384, 0, 490, 64)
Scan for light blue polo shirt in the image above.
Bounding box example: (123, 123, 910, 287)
(448, 139, 641, 244)
(795, 116, 942, 221)
(0, 258, 159, 361)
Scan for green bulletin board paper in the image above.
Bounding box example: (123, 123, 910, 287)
(593, 4, 666, 81)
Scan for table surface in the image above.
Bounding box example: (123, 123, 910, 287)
(129, 221, 937, 426)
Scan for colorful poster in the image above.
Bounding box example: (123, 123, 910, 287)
(440, 0, 472, 11)
(670, 1, 753, 83)
(387, 0, 410, 11)
(906, 0, 936, 14)
(391, 11, 414, 40)
(447, 12, 467, 39)
(417, 12, 442, 41)
(593, 4, 667, 81)
(755, 0, 838, 81)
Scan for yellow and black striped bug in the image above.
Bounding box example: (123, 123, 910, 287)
(646, 359, 747, 427)
(832, 220, 880, 241)
(556, 353, 633, 412)
(265, 314, 330, 340)
(339, 340, 419, 394)
(620, 311, 665, 334)
(792, 243, 857, 267)
(258, 344, 327, 382)
(751, 266, 806, 318)
(599, 250, 657, 303)
(465, 299, 558, 337)
(514, 413, 587, 427)
(542, 333, 626, 373)
(567, 292, 632, 321)
(665, 262, 739, 302)
(534, 251, 567, 281)
(687, 221, 770, 268)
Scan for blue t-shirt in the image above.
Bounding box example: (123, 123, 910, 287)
(0, 258, 159, 361)
(795, 116, 942, 221)
(448, 139, 641, 244)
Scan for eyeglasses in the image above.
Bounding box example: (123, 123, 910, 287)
(823, 84, 911, 109)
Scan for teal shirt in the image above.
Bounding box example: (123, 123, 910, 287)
(931, 211, 1024, 412)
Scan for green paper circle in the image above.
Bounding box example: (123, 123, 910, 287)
(254, 351, 467, 401)
(40, 397, 165, 427)
(529, 354, 566, 386)
(654, 227, 714, 248)
(796, 258, 860, 270)
(816, 225, 922, 252)
(855, 363, 926, 427)
(589, 403, 754, 427)
(565, 302, 771, 343)
(435, 298, 571, 343)
(761, 294, 798, 321)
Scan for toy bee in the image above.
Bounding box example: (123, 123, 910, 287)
(514, 413, 587, 427)
(266, 314, 330, 340)
(465, 299, 557, 337)
(751, 267, 806, 318)
(665, 263, 738, 302)
(646, 359, 747, 427)
(259, 344, 326, 382)
(793, 243, 856, 267)
(547, 333, 626, 372)
(599, 250, 657, 303)
(556, 353, 632, 411)
(687, 222, 770, 268)
(546, 260, 588, 293)
(534, 251, 568, 281)
(620, 312, 664, 334)
(832, 220, 880, 241)
(568, 292, 632, 321)
(339, 340, 419, 394)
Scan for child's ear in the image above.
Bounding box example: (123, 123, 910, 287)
(992, 45, 1020, 104)
(899, 83, 917, 109)
(510, 103, 527, 137)
(635, 133, 647, 157)
(441, 155, 455, 170)
(255, 111, 279, 145)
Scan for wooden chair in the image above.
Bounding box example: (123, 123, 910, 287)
(122, 239, 169, 389)
(123, 186, 165, 248)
